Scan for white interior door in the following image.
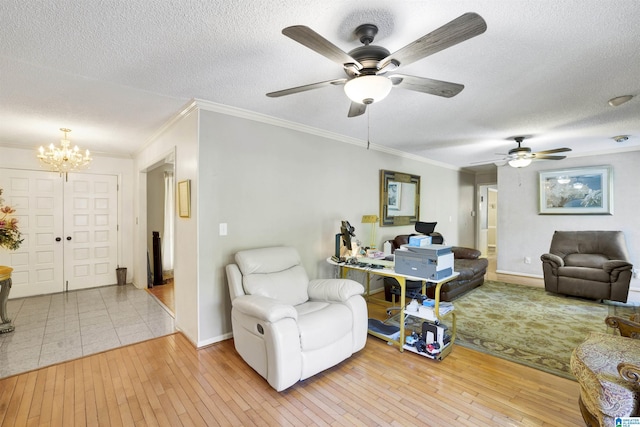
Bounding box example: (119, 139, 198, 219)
(0, 169, 64, 298)
(488, 188, 498, 251)
(64, 174, 118, 291)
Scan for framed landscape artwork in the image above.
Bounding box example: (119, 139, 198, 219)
(539, 166, 612, 215)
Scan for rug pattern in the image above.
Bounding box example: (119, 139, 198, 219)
(450, 281, 639, 379)
(390, 280, 640, 379)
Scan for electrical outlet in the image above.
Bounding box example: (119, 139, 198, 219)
(219, 223, 228, 236)
(524, 257, 531, 264)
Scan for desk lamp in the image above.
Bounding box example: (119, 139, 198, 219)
(361, 215, 379, 249)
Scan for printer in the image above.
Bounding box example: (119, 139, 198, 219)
(394, 244, 454, 280)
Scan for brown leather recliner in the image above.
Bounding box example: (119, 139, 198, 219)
(540, 230, 633, 303)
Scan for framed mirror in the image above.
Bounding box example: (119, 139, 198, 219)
(379, 170, 420, 226)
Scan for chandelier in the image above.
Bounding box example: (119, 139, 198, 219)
(37, 128, 92, 174)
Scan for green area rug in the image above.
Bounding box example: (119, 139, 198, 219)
(451, 280, 639, 379)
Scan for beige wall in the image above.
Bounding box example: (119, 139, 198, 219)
(134, 105, 199, 344)
(497, 150, 640, 298)
(135, 100, 476, 346)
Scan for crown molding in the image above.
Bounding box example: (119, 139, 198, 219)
(136, 100, 200, 155)
(190, 98, 460, 171)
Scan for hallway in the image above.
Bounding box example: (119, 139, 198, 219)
(0, 284, 175, 378)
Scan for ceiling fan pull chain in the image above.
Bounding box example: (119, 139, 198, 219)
(367, 109, 370, 150)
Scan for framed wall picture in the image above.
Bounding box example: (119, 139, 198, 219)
(177, 179, 191, 218)
(379, 170, 420, 226)
(538, 166, 612, 215)
(387, 181, 402, 210)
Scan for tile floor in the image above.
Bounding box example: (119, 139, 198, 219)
(0, 284, 175, 378)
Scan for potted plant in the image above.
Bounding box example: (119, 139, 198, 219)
(0, 186, 22, 333)
(0, 187, 22, 251)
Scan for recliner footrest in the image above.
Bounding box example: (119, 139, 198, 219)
(368, 319, 400, 336)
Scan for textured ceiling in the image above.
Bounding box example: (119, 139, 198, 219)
(1, 1, 639, 169)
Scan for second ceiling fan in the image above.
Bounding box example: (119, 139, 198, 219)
(489, 137, 572, 168)
(267, 12, 487, 117)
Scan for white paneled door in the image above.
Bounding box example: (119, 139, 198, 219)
(0, 169, 64, 297)
(0, 169, 118, 298)
(64, 173, 118, 291)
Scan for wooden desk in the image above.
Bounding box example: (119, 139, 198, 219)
(329, 259, 459, 357)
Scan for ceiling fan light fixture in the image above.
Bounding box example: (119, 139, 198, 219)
(508, 157, 532, 168)
(344, 75, 392, 105)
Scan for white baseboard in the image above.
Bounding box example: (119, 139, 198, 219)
(494, 270, 544, 288)
(627, 288, 640, 303)
(197, 332, 233, 348)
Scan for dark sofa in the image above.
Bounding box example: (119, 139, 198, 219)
(383, 234, 489, 302)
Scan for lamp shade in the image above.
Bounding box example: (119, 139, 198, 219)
(344, 75, 392, 105)
(508, 157, 532, 168)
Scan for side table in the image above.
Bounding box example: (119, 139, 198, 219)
(0, 266, 15, 333)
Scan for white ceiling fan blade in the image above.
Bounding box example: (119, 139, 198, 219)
(282, 26, 363, 70)
(389, 74, 464, 97)
(266, 78, 347, 97)
(378, 12, 487, 70)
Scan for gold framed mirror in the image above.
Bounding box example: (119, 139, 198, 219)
(379, 170, 420, 226)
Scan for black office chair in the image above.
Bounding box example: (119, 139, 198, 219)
(415, 221, 443, 244)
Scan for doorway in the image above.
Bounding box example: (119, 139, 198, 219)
(477, 184, 497, 279)
(145, 156, 175, 314)
(0, 169, 119, 298)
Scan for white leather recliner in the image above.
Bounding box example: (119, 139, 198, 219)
(225, 246, 368, 391)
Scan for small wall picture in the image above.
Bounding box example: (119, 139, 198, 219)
(387, 182, 401, 210)
(177, 179, 191, 218)
(539, 166, 612, 215)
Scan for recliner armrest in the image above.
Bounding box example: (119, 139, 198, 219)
(603, 259, 633, 273)
(308, 279, 364, 302)
(232, 295, 298, 322)
(540, 253, 563, 267)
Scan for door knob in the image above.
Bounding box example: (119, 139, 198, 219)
(55, 237, 62, 242)
(66, 236, 72, 241)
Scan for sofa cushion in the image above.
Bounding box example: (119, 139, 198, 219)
(565, 253, 609, 269)
(242, 266, 310, 306)
(559, 266, 610, 283)
(550, 230, 631, 261)
(571, 332, 640, 420)
(455, 258, 489, 280)
(296, 302, 352, 351)
(236, 247, 310, 306)
(452, 246, 481, 260)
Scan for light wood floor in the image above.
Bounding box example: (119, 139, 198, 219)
(0, 329, 583, 426)
(146, 279, 174, 314)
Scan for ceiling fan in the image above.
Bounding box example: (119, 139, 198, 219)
(500, 137, 572, 168)
(266, 12, 487, 117)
